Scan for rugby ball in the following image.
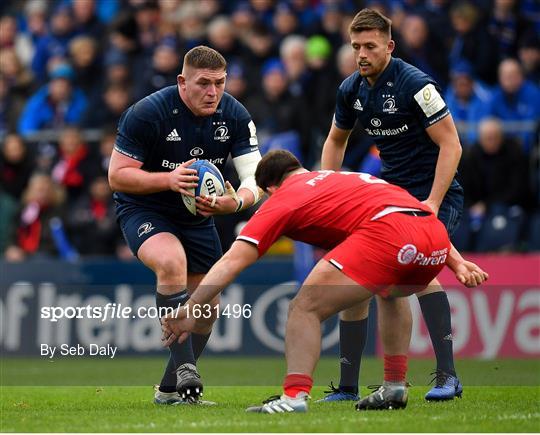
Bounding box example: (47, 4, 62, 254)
(181, 160, 225, 215)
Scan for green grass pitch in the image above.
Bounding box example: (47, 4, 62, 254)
(1, 357, 539, 432)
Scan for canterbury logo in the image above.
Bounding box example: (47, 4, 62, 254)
(166, 129, 181, 141)
(353, 99, 363, 111)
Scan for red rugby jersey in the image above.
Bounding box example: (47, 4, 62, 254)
(237, 170, 433, 256)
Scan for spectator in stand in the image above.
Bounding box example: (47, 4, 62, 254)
(280, 35, 309, 98)
(399, 14, 448, 87)
(69, 36, 103, 102)
(157, 0, 181, 36)
(336, 42, 356, 79)
(305, 35, 340, 162)
(197, 0, 223, 22)
(273, 2, 300, 44)
(289, 0, 320, 34)
(0, 134, 34, 200)
(206, 16, 244, 62)
(249, 0, 275, 27)
(175, 1, 206, 50)
(65, 176, 120, 256)
(224, 62, 249, 103)
(18, 63, 87, 137)
(231, 2, 256, 44)
(445, 60, 491, 147)
(487, 58, 540, 152)
(419, 0, 452, 51)
(132, 0, 161, 52)
(0, 77, 10, 135)
(0, 49, 35, 132)
(245, 58, 308, 158)
(449, 1, 499, 85)
(51, 127, 99, 201)
(518, 33, 540, 85)
(241, 22, 278, 92)
(108, 9, 139, 56)
(31, 4, 78, 82)
(316, 2, 349, 52)
(21, 0, 48, 49)
(0, 15, 34, 67)
(520, 0, 540, 33)
(4, 173, 66, 262)
(104, 49, 131, 86)
(488, 0, 533, 61)
(72, 0, 106, 43)
(82, 82, 132, 129)
(134, 38, 179, 100)
(98, 129, 117, 176)
(459, 118, 529, 225)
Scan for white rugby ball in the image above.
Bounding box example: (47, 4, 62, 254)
(181, 160, 225, 215)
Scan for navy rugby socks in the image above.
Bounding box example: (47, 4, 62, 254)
(159, 357, 176, 393)
(418, 291, 456, 376)
(156, 290, 195, 392)
(338, 318, 368, 394)
(192, 333, 211, 360)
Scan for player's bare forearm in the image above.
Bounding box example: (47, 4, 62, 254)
(445, 243, 465, 272)
(427, 144, 461, 208)
(109, 151, 197, 196)
(320, 124, 351, 170)
(109, 166, 171, 194)
(425, 115, 462, 211)
(189, 241, 259, 305)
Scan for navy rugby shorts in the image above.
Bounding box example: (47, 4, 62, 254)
(117, 206, 222, 274)
(407, 184, 464, 236)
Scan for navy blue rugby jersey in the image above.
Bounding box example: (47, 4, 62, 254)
(113, 85, 258, 221)
(334, 57, 459, 191)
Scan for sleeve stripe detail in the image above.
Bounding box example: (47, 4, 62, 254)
(236, 235, 260, 245)
(114, 145, 144, 161)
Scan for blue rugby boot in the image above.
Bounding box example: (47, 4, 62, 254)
(315, 382, 359, 402)
(425, 370, 463, 401)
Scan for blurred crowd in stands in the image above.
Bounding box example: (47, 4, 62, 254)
(0, 0, 539, 262)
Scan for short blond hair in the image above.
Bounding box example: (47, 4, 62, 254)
(183, 45, 227, 71)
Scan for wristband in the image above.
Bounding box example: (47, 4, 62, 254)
(235, 197, 244, 212)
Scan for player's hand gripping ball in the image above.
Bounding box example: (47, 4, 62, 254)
(181, 160, 225, 215)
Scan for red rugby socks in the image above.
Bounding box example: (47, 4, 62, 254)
(384, 354, 408, 383)
(283, 373, 313, 398)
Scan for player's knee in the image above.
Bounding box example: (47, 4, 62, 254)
(339, 299, 370, 320)
(153, 257, 186, 283)
(289, 294, 328, 322)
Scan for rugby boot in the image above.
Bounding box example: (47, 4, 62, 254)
(154, 385, 216, 405)
(425, 370, 463, 401)
(246, 393, 309, 413)
(175, 363, 203, 402)
(315, 382, 359, 402)
(355, 383, 408, 410)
